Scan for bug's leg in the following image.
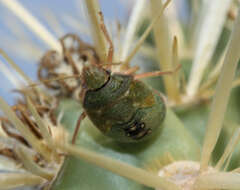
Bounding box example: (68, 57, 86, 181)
(134, 64, 181, 80)
(71, 112, 87, 144)
(99, 11, 114, 64)
(124, 66, 140, 75)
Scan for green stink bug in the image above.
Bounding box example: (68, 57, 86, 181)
(38, 32, 180, 143)
(78, 59, 166, 143)
(37, 5, 179, 143)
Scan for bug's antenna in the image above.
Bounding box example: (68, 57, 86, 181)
(99, 11, 114, 64)
(28, 74, 82, 88)
(123, 0, 171, 65)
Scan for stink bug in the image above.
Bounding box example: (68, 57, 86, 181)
(38, 33, 179, 143)
(37, 3, 179, 143)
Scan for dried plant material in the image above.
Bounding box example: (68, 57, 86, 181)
(26, 97, 52, 145)
(16, 146, 54, 180)
(201, 8, 240, 171)
(194, 172, 240, 189)
(0, 155, 20, 171)
(37, 33, 98, 97)
(0, 97, 52, 161)
(0, 173, 45, 189)
(0, 147, 18, 161)
(0, 121, 7, 137)
(0, 136, 22, 163)
(0, 118, 29, 146)
(157, 161, 215, 190)
(51, 126, 68, 146)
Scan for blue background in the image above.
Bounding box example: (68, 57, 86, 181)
(0, 0, 129, 105)
(0, 0, 187, 105)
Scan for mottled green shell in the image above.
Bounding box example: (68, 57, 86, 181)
(83, 73, 166, 142)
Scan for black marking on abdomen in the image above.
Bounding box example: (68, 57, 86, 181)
(125, 122, 152, 140)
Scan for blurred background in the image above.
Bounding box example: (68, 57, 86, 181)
(0, 0, 188, 105)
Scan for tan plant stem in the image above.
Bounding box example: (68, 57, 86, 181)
(171, 36, 181, 102)
(198, 49, 226, 94)
(150, 0, 179, 102)
(58, 143, 181, 190)
(223, 152, 234, 171)
(0, 173, 44, 189)
(84, 0, 108, 62)
(215, 128, 240, 170)
(200, 8, 240, 172)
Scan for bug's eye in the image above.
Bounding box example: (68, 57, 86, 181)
(81, 55, 88, 62)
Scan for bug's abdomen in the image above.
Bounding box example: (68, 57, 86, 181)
(108, 93, 166, 142)
(83, 74, 166, 142)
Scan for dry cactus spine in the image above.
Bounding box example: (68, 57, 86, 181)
(0, 0, 240, 190)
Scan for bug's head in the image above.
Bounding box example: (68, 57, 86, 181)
(81, 65, 109, 90)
